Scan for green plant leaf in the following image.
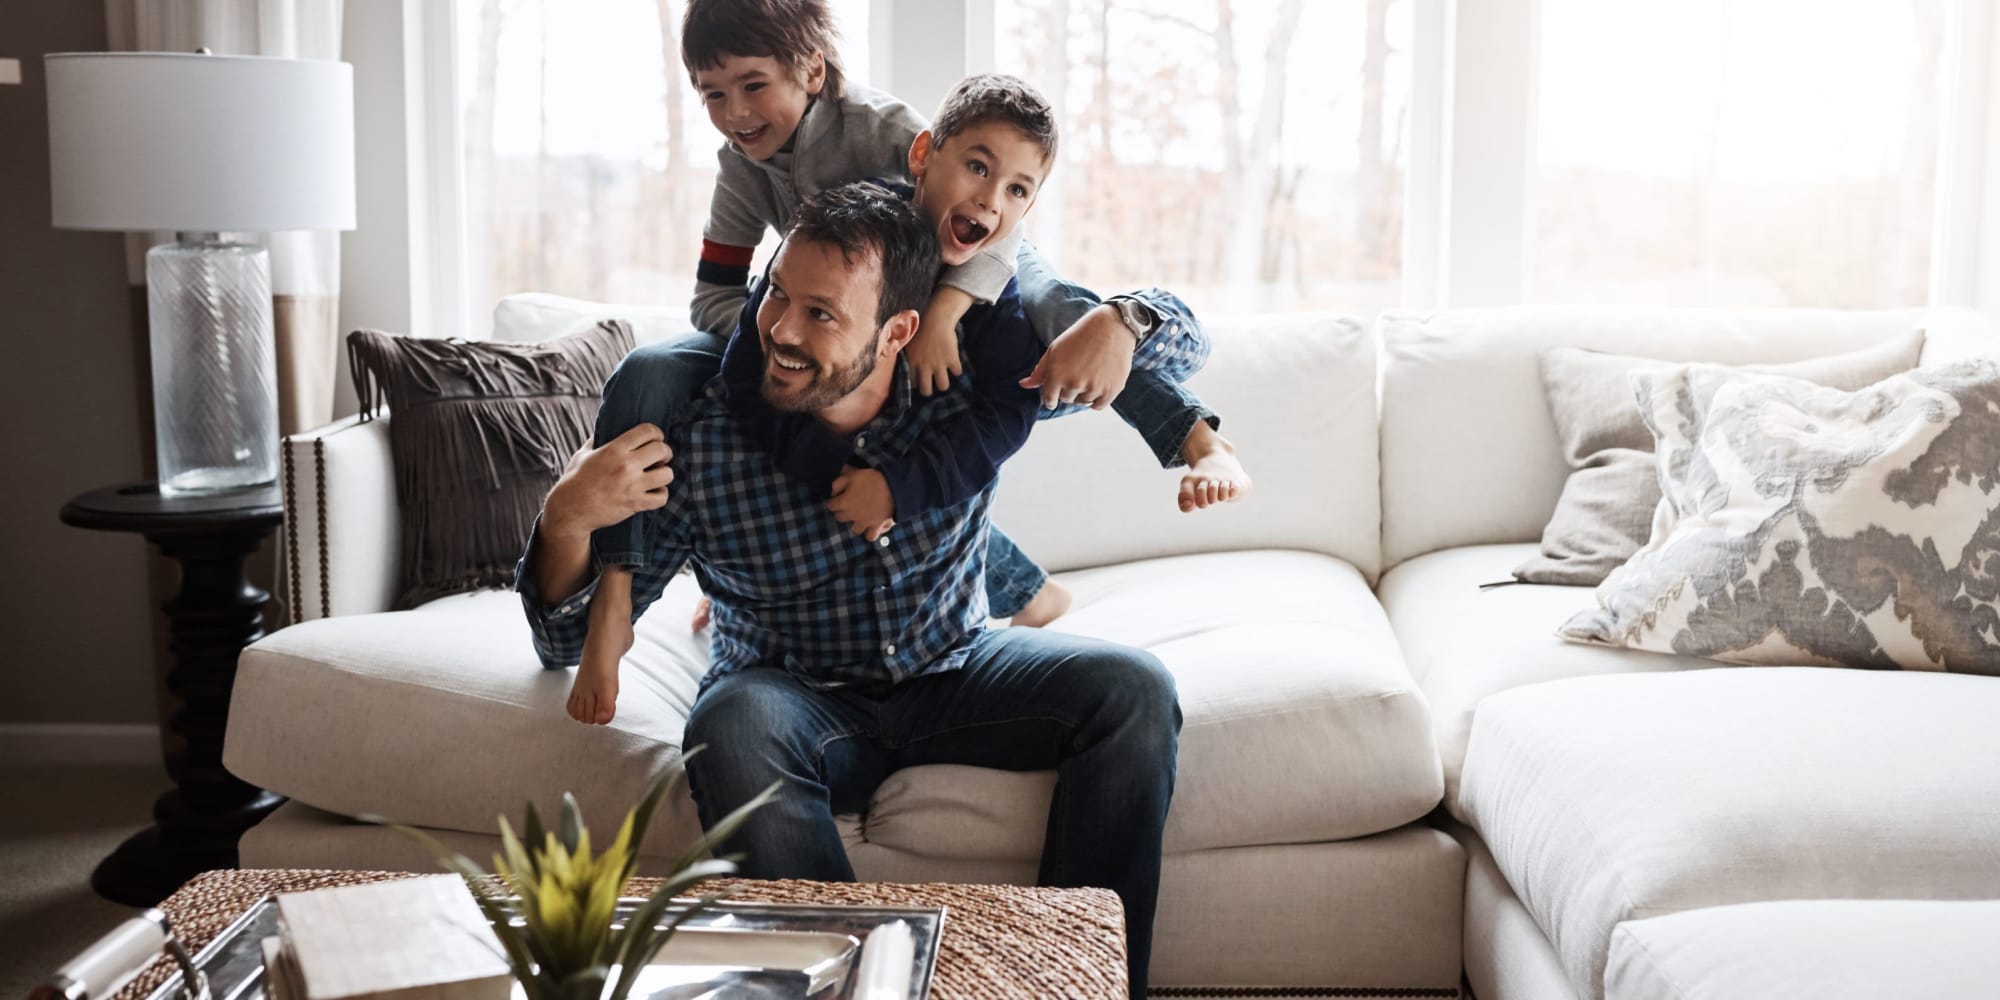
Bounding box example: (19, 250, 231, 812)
(622, 761, 683, 867)
(498, 816, 537, 895)
(607, 861, 738, 1000)
(522, 802, 549, 879)
(666, 781, 780, 876)
(558, 792, 585, 854)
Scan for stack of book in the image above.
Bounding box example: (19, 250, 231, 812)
(261, 877, 512, 1000)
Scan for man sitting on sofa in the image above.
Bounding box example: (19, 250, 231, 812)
(514, 181, 1181, 998)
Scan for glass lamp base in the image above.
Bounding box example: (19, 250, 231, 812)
(146, 235, 279, 495)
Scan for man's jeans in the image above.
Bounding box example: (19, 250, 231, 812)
(588, 332, 1054, 617)
(682, 627, 1181, 1000)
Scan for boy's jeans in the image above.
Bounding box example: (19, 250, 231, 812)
(682, 626, 1181, 1000)
(588, 329, 727, 569)
(1016, 242, 1219, 469)
(589, 246, 1217, 617)
(588, 336, 1048, 612)
(588, 333, 1052, 616)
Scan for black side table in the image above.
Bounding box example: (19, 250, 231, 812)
(62, 481, 288, 906)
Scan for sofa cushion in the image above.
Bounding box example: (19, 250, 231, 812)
(1562, 358, 2000, 673)
(1377, 306, 1995, 569)
(492, 292, 694, 348)
(1377, 543, 1713, 813)
(1517, 333, 1923, 586)
(995, 313, 1384, 577)
(345, 321, 633, 608)
(494, 293, 1385, 581)
(1459, 668, 2000, 1000)
(1606, 900, 2000, 1000)
(860, 551, 1441, 857)
(227, 549, 1441, 863)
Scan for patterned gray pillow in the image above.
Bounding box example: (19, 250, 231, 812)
(1559, 358, 2000, 674)
(1517, 334, 1926, 586)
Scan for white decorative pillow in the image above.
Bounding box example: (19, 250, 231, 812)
(1559, 358, 2000, 674)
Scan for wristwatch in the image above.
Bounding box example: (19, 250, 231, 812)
(1106, 294, 1159, 344)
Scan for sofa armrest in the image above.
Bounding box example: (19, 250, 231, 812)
(281, 414, 398, 622)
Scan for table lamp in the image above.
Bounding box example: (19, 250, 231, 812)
(45, 51, 355, 495)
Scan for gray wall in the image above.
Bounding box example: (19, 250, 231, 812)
(1, 4, 159, 726)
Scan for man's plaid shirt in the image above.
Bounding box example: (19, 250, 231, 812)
(518, 295, 1041, 692)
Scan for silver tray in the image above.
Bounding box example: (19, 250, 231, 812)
(149, 895, 944, 1000)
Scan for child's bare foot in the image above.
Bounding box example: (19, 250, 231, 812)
(691, 595, 712, 632)
(1010, 579, 1072, 628)
(568, 630, 626, 725)
(1179, 423, 1252, 512)
(570, 566, 634, 725)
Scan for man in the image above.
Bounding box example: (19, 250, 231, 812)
(516, 182, 1180, 999)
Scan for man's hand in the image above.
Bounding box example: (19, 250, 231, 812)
(909, 286, 974, 396)
(1019, 303, 1136, 411)
(543, 422, 676, 542)
(827, 467, 896, 541)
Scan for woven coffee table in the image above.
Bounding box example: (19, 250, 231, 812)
(112, 868, 1127, 1000)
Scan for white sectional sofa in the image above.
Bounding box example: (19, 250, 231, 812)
(224, 295, 2000, 997)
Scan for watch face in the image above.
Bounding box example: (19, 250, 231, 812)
(1120, 299, 1156, 337)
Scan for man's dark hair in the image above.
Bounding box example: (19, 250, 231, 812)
(682, 0, 845, 100)
(787, 182, 939, 327)
(931, 74, 1059, 164)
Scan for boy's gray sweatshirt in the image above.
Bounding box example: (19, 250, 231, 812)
(692, 83, 1023, 337)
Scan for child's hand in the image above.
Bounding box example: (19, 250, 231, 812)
(911, 286, 975, 396)
(1019, 303, 1136, 411)
(828, 467, 897, 540)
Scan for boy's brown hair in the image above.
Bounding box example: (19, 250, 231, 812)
(931, 74, 1059, 164)
(681, 0, 846, 99)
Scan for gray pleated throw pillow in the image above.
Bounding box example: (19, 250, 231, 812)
(1516, 332, 1925, 586)
(347, 320, 634, 608)
(1559, 357, 2000, 674)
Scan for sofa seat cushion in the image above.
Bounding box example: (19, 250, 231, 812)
(856, 550, 1442, 859)
(1606, 901, 2000, 1000)
(1378, 543, 1715, 813)
(227, 582, 715, 857)
(1460, 669, 2000, 1000)
(227, 549, 1441, 862)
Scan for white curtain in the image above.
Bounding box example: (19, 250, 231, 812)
(106, 0, 346, 436)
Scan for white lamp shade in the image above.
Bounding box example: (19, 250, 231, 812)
(46, 52, 355, 233)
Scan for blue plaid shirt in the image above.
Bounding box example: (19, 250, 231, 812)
(518, 288, 1042, 692)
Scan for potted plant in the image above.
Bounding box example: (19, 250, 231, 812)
(395, 752, 776, 1000)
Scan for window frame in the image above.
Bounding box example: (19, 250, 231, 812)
(349, 0, 2000, 336)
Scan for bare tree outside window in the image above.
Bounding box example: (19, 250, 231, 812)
(1534, 0, 1945, 308)
(995, 0, 1413, 314)
(456, 0, 870, 328)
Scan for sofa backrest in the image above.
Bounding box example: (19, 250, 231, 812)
(1376, 305, 2000, 570)
(491, 292, 694, 347)
(493, 293, 1384, 578)
(993, 312, 1382, 578)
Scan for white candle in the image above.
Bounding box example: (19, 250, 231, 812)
(852, 920, 914, 1000)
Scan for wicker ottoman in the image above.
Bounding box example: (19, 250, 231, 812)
(114, 869, 1128, 1000)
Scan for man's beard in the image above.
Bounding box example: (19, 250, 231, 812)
(762, 329, 882, 413)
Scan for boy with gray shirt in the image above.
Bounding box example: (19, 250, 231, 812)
(568, 0, 1249, 725)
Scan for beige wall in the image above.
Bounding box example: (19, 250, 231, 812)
(0, 4, 159, 726)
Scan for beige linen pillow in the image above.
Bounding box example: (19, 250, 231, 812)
(1559, 357, 2000, 673)
(1516, 332, 1925, 585)
(346, 320, 634, 608)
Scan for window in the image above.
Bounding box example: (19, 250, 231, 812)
(993, 0, 1413, 313)
(1531, 0, 1947, 307)
(455, 0, 871, 320)
(396, 0, 1994, 333)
